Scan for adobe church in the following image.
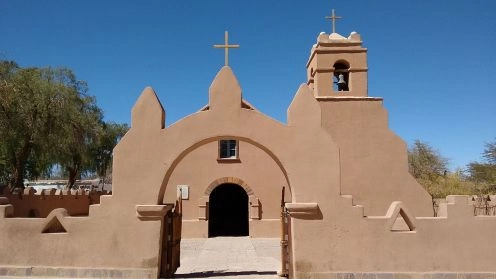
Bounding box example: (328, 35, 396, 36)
(1, 12, 495, 279)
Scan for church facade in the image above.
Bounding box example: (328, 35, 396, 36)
(162, 29, 434, 239)
(1, 25, 496, 278)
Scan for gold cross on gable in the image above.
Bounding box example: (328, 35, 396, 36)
(213, 31, 240, 66)
(325, 9, 342, 33)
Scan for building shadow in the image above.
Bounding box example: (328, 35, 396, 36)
(172, 270, 278, 278)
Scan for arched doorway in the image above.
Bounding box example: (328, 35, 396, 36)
(208, 183, 249, 237)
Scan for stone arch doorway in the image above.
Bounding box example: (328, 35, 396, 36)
(208, 183, 249, 237)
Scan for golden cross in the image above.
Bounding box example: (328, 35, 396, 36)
(325, 9, 342, 33)
(213, 31, 240, 66)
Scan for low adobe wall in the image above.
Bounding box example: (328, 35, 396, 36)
(0, 187, 111, 217)
(289, 195, 496, 278)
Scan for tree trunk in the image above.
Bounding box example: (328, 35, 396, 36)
(10, 136, 32, 191)
(67, 164, 79, 189)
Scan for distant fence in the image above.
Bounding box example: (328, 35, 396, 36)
(472, 196, 496, 216)
(23, 179, 112, 192)
(0, 187, 111, 218)
(433, 196, 496, 217)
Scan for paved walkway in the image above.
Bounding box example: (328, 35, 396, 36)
(173, 237, 283, 278)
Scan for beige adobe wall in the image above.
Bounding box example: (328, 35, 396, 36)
(319, 99, 433, 216)
(0, 196, 164, 278)
(291, 194, 496, 277)
(0, 189, 109, 217)
(163, 140, 289, 238)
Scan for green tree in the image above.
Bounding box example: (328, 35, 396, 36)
(426, 171, 473, 198)
(0, 60, 122, 190)
(92, 122, 128, 184)
(408, 139, 448, 182)
(466, 139, 496, 194)
(50, 70, 103, 188)
(407, 140, 474, 198)
(0, 61, 66, 188)
(0, 144, 7, 186)
(483, 139, 496, 164)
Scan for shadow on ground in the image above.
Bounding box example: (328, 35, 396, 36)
(173, 270, 278, 278)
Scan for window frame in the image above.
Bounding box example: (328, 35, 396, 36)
(218, 139, 240, 161)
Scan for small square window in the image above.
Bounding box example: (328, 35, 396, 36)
(219, 140, 238, 159)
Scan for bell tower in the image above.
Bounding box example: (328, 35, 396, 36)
(306, 11, 368, 97)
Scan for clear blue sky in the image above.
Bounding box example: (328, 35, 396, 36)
(1, 0, 495, 170)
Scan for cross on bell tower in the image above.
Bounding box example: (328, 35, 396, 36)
(325, 9, 342, 34)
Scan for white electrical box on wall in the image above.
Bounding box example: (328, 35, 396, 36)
(177, 185, 189, 200)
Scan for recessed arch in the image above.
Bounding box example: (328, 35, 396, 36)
(197, 177, 262, 221)
(158, 136, 292, 204)
(334, 59, 350, 68)
(204, 177, 254, 196)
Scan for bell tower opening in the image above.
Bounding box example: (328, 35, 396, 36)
(208, 183, 249, 237)
(333, 61, 350, 92)
(306, 10, 368, 97)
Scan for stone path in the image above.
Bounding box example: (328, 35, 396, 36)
(173, 237, 283, 278)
